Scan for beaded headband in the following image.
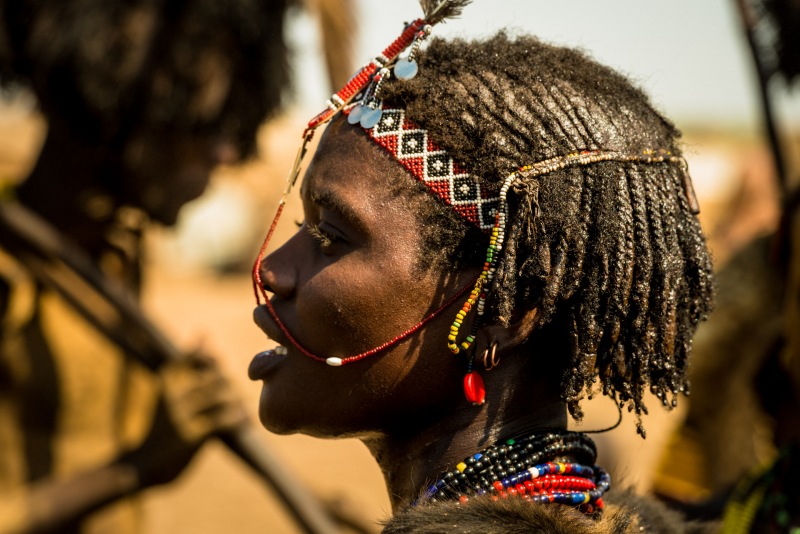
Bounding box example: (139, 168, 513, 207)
(252, 0, 700, 407)
(343, 106, 500, 232)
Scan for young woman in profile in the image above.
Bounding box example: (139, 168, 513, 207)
(249, 2, 715, 531)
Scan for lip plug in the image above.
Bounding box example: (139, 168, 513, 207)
(275, 346, 288, 356)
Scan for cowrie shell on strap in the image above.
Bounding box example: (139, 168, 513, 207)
(394, 58, 418, 80)
(326, 357, 343, 366)
(360, 107, 383, 129)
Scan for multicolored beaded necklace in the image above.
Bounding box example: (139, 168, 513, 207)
(419, 431, 610, 516)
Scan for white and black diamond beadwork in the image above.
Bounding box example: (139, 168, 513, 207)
(345, 106, 499, 232)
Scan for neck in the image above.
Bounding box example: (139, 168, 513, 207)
(362, 359, 569, 511)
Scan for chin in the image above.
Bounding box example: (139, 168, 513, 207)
(256, 386, 320, 436)
(257, 387, 365, 439)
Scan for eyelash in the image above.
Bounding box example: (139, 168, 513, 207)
(305, 223, 338, 249)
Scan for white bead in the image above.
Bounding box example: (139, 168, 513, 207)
(529, 467, 540, 478)
(326, 357, 343, 366)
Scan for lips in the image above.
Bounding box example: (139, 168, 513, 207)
(253, 305, 283, 342)
(248, 346, 288, 380)
(250, 305, 291, 380)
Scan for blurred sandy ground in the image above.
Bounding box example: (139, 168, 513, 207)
(0, 97, 789, 531)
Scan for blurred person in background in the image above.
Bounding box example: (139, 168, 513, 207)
(0, 0, 323, 531)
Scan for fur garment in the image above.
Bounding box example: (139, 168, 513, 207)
(382, 489, 718, 533)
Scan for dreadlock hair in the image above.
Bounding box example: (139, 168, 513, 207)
(0, 0, 292, 157)
(378, 32, 715, 435)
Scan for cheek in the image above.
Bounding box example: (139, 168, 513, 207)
(294, 258, 426, 357)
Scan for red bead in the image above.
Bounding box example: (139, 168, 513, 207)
(463, 371, 486, 405)
(458, 495, 468, 504)
(493, 481, 504, 492)
(516, 484, 526, 495)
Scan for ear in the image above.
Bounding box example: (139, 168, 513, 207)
(472, 307, 540, 365)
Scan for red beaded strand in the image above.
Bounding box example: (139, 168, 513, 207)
(304, 18, 427, 136)
(255, 272, 475, 366)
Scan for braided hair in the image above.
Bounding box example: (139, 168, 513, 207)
(379, 32, 714, 435)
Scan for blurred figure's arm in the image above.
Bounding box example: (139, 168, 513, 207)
(0, 353, 246, 534)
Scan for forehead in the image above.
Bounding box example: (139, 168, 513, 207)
(300, 117, 411, 212)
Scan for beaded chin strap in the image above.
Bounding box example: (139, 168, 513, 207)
(252, 0, 700, 407)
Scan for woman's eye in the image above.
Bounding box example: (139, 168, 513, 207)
(306, 223, 339, 252)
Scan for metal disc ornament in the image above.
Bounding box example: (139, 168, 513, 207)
(347, 104, 364, 125)
(360, 106, 383, 129)
(394, 58, 419, 80)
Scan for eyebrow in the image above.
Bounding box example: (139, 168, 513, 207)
(305, 186, 366, 230)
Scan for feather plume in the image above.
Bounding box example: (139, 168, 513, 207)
(419, 0, 472, 24)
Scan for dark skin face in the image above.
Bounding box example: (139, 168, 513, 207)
(252, 116, 569, 509)
(253, 117, 476, 437)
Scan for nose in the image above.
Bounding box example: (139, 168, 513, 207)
(258, 234, 301, 301)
